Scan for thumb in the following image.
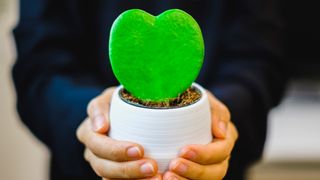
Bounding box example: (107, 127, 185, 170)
(207, 91, 230, 139)
(87, 87, 116, 133)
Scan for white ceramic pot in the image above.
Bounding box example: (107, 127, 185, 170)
(108, 83, 212, 172)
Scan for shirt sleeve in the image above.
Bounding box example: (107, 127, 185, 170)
(12, 0, 103, 178)
(208, 0, 287, 177)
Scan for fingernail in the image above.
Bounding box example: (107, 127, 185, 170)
(219, 121, 227, 136)
(127, 146, 142, 158)
(92, 115, 105, 132)
(140, 163, 155, 175)
(174, 162, 188, 174)
(180, 149, 197, 160)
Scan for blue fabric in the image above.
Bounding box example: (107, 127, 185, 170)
(12, 0, 287, 179)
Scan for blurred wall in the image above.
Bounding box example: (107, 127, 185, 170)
(248, 80, 320, 180)
(0, 0, 49, 180)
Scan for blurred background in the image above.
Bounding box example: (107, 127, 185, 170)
(1, 0, 319, 179)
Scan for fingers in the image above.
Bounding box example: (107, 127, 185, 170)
(84, 148, 158, 179)
(77, 119, 159, 179)
(163, 171, 187, 180)
(77, 119, 144, 161)
(87, 87, 116, 133)
(179, 122, 238, 164)
(80, 87, 163, 179)
(165, 91, 236, 179)
(207, 91, 231, 139)
(168, 157, 229, 180)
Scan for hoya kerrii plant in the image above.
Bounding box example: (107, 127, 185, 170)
(109, 9, 205, 106)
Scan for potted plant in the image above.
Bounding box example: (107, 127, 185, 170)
(108, 9, 212, 172)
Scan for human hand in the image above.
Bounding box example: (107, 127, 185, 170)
(76, 87, 161, 179)
(163, 91, 238, 180)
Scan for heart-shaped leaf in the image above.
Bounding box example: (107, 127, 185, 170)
(109, 9, 204, 101)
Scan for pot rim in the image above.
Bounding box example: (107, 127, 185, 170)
(116, 83, 207, 110)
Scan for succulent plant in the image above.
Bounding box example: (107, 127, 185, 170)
(109, 9, 204, 102)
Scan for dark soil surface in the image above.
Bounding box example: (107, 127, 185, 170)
(120, 86, 201, 108)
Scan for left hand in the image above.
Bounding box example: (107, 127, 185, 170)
(163, 91, 238, 180)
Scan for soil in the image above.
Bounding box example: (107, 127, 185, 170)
(120, 86, 201, 108)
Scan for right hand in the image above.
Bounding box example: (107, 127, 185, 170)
(76, 87, 160, 180)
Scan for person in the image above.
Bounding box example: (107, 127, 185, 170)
(12, 0, 286, 180)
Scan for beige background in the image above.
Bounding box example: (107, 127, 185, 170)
(1, 0, 320, 179)
(0, 1, 49, 180)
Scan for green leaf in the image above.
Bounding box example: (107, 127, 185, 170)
(109, 9, 204, 101)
